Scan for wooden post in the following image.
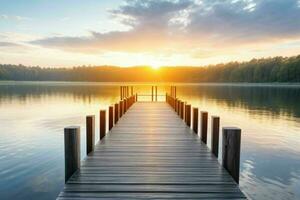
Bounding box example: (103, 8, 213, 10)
(193, 108, 198, 134)
(174, 86, 177, 98)
(120, 86, 122, 100)
(114, 103, 119, 123)
(180, 101, 184, 119)
(100, 110, 106, 140)
(155, 86, 157, 101)
(135, 93, 138, 102)
(124, 86, 126, 98)
(222, 127, 241, 183)
(211, 116, 220, 157)
(171, 96, 174, 108)
(123, 86, 125, 98)
(109, 106, 114, 130)
(200, 111, 208, 144)
(184, 104, 187, 123)
(124, 99, 127, 113)
(64, 126, 80, 183)
(131, 86, 133, 95)
(119, 100, 123, 118)
(186, 105, 191, 127)
(86, 116, 95, 155)
(151, 86, 154, 101)
(127, 97, 130, 109)
(177, 100, 180, 115)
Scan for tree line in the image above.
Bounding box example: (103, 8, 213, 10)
(1, 55, 300, 82)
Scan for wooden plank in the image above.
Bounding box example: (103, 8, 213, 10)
(57, 102, 246, 199)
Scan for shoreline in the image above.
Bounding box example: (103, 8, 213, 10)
(1, 80, 300, 87)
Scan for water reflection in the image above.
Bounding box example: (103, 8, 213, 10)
(177, 84, 300, 200)
(0, 82, 300, 199)
(177, 84, 300, 118)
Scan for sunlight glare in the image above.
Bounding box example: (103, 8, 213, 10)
(150, 62, 161, 70)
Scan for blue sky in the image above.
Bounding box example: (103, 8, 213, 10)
(0, 0, 123, 35)
(1, 0, 300, 67)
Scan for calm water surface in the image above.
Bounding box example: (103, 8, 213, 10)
(0, 82, 300, 200)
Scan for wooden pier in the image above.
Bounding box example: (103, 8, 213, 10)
(58, 86, 246, 199)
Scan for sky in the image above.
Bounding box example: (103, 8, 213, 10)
(0, 0, 300, 68)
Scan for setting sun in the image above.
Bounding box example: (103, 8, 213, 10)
(151, 65, 161, 70)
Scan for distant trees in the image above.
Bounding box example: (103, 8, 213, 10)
(1, 55, 300, 82)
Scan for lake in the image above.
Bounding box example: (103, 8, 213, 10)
(0, 82, 300, 200)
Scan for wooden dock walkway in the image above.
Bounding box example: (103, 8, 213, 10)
(57, 102, 246, 199)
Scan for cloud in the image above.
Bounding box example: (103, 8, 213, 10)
(31, 0, 194, 53)
(187, 0, 300, 44)
(0, 14, 31, 21)
(0, 14, 8, 19)
(0, 41, 33, 54)
(0, 42, 22, 47)
(29, 0, 300, 58)
(110, 0, 193, 29)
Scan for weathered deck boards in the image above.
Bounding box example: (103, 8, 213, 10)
(57, 102, 246, 199)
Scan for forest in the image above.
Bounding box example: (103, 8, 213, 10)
(0, 55, 300, 82)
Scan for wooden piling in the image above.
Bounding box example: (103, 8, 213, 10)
(222, 127, 241, 183)
(119, 101, 123, 118)
(64, 126, 80, 182)
(200, 111, 208, 144)
(174, 86, 176, 98)
(211, 116, 220, 157)
(109, 106, 114, 130)
(177, 100, 181, 115)
(123, 86, 125, 99)
(124, 99, 127, 113)
(100, 110, 106, 140)
(86, 116, 95, 155)
(114, 103, 119, 123)
(126, 98, 129, 110)
(155, 86, 157, 101)
(120, 86, 122, 100)
(193, 108, 198, 134)
(151, 86, 154, 101)
(180, 101, 184, 119)
(185, 104, 191, 127)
